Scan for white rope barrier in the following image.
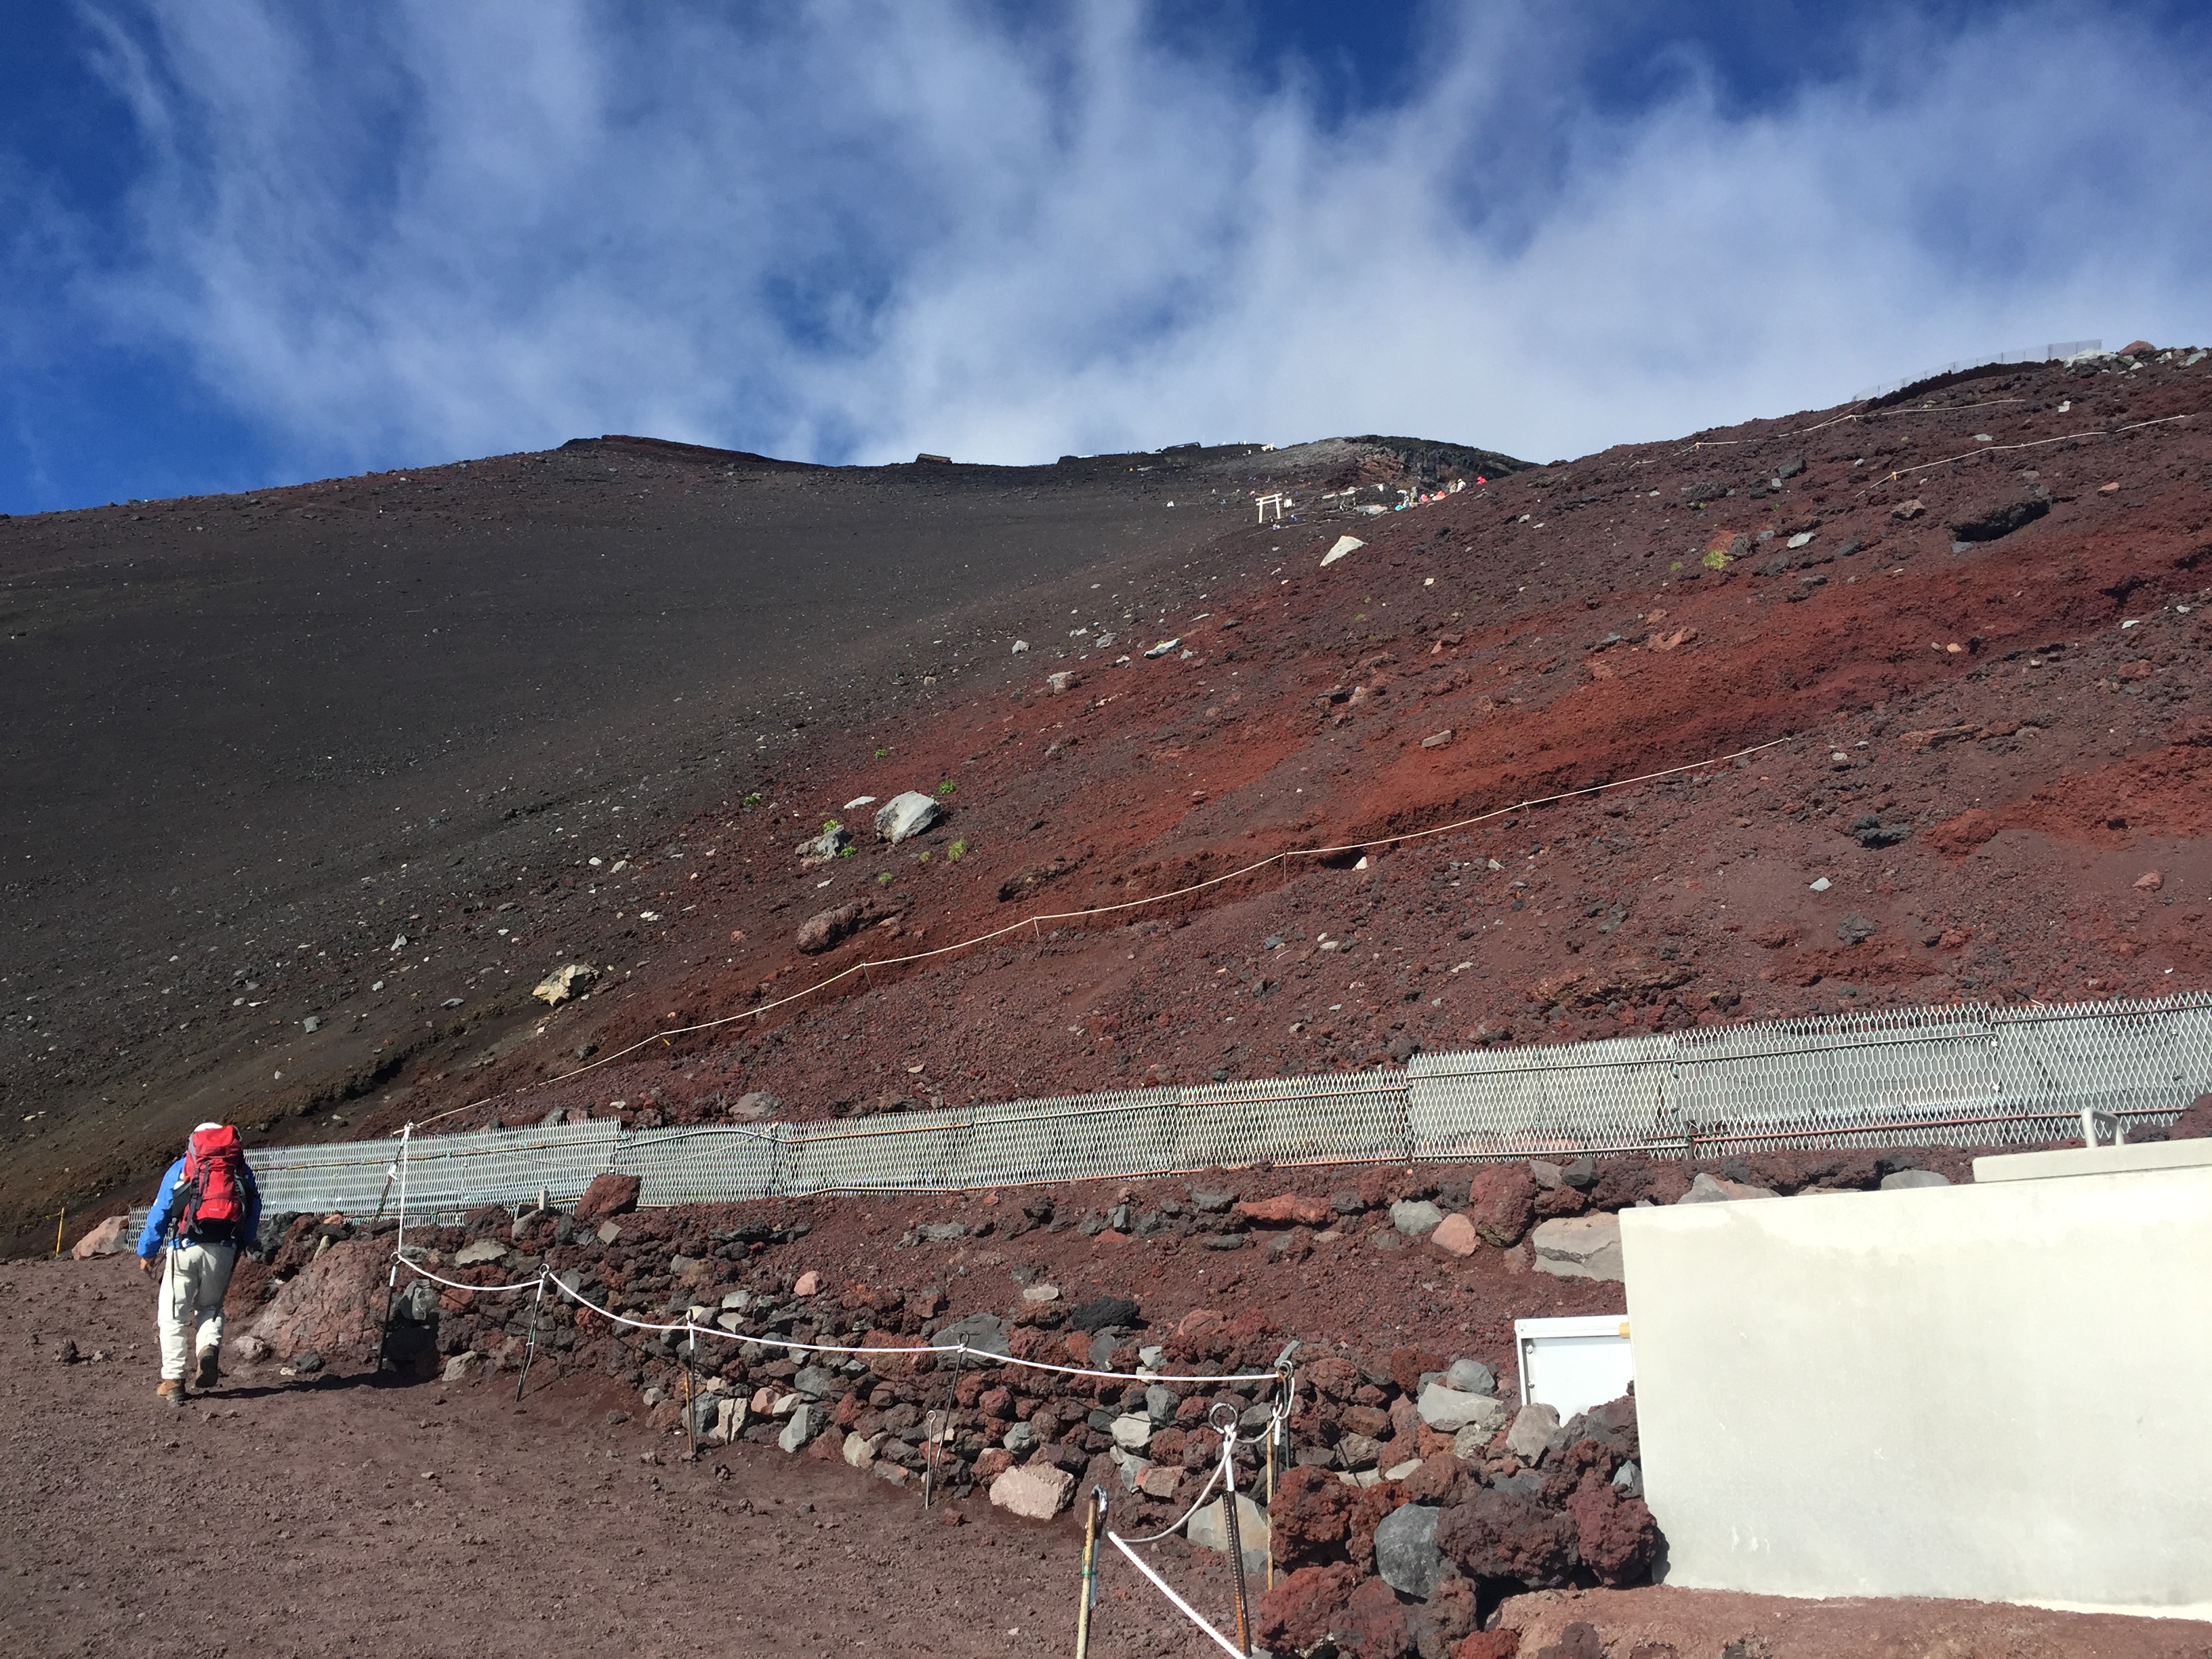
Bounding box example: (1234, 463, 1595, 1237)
(1106, 1410, 1259, 1656)
(386, 1248, 1288, 1389)
(1108, 1530, 1249, 1659)
(411, 733, 1795, 1132)
(1860, 412, 2197, 489)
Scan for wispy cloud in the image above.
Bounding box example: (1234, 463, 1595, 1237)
(21, 0, 2212, 497)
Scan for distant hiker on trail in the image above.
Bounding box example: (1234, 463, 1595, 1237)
(136, 1122, 260, 1405)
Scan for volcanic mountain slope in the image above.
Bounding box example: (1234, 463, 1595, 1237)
(9, 346, 2212, 1246)
(0, 431, 1517, 1248)
(411, 344, 2212, 1145)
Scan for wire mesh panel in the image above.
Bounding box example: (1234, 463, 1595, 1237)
(619, 1125, 781, 1207)
(248, 1141, 408, 1218)
(1408, 1033, 1679, 1160)
(1171, 1073, 1412, 1170)
(1990, 994, 2212, 1134)
(171, 991, 2212, 1218)
(1670, 1006, 2006, 1153)
(951, 1088, 1183, 1189)
(390, 1121, 621, 1218)
(776, 1107, 979, 1195)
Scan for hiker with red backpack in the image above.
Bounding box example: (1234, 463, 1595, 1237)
(135, 1122, 262, 1404)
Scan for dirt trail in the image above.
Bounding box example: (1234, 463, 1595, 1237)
(5, 1253, 1239, 1658)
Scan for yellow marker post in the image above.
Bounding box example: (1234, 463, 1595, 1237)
(1075, 1486, 1106, 1659)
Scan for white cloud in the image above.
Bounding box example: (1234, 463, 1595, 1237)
(70, 0, 2212, 477)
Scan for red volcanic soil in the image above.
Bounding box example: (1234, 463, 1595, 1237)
(7, 350, 2212, 1246)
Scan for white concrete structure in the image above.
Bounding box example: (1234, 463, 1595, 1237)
(1620, 1151, 2212, 1619)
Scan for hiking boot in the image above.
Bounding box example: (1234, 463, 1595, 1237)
(156, 1379, 185, 1406)
(193, 1347, 222, 1391)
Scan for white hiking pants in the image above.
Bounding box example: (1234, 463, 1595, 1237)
(158, 1240, 239, 1381)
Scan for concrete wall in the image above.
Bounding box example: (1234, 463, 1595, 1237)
(1620, 1163, 2212, 1619)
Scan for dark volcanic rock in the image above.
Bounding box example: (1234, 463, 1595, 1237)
(1255, 1561, 1362, 1653)
(1435, 1488, 1580, 1589)
(1067, 1295, 1140, 1333)
(573, 1172, 642, 1225)
(1563, 1483, 1660, 1586)
(1465, 1165, 1536, 1248)
(1272, 1465, 1357, 1567)
(1950, 495, 2050, 542)
(1331, 1572, 1416, 1659)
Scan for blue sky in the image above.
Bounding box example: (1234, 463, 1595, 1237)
(3, 1, 2207, 514)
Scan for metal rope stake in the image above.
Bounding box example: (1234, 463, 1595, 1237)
(923, 1341, 965, 1509)
(515, 1272, 548, 1404)
(1210, 1402, 1252, 1656)
(376, 1128, 414, 1375)
(680, 1318, 699, 1455)
(1075, 1486, 1107, 1659)
(1269, 1344, 1300, 1596)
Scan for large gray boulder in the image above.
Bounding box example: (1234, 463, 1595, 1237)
(1880, 1168, 1950, 1190)
(1390, 1199, 1445, 1237)
(1504, 1403, 1559, 1463)
(874, 792, 945, 844)
(931, 1311, 1012, 1364)
(777, 1403, 814, 1453)
(1446, 1357, 1496, 1396)
(1187, 1494, 1269, 1574)
(1417, 1383, 1509, 1437)
(794, 823, 852, 861)
(1531, 1214, 1624, 1281)
(1677, 1172, 1778, 1204)
(1373, 1502, 1443, 1599)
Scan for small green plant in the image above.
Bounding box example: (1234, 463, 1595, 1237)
(838, 845, 856, 858)
(1669, 560, 1683, 573)
(1701, 548, 1730, 571)
(821, 819, 841, 834)
(917, 849, 933, 863)
(946, 839, 967, 862)
(741, 791, 764, 808)
(1353, 613, 1366, 622)
(876, 871, 894, 885)
(874, 747, 890, 759)
(936, 779, 956, 796)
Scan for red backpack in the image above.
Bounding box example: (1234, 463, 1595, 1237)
(173, 1125, 253, 1245)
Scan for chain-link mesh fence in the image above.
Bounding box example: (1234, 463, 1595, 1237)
(131, 991, 2212, 1230)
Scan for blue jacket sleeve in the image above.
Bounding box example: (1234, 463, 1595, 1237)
(241, 1165, 262, 1252)
(137, 1158, 186, 1258)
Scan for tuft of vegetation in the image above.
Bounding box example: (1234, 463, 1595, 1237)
(875, 870, 894, 885)
(946, 839, 968, 862)
(936, 779, 956, 796)
(1701, 548, 1731, 571)
(742, 791, 764, 807)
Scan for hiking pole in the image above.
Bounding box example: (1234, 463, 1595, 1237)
(516, 1273, 548, 1404)
(54, 1207, 64, 1258)
(1074, 1485, 1107, 1659)
(1210, 1403, 1251, 1656)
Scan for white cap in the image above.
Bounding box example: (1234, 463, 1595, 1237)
(194, 1122, 224, 1132)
